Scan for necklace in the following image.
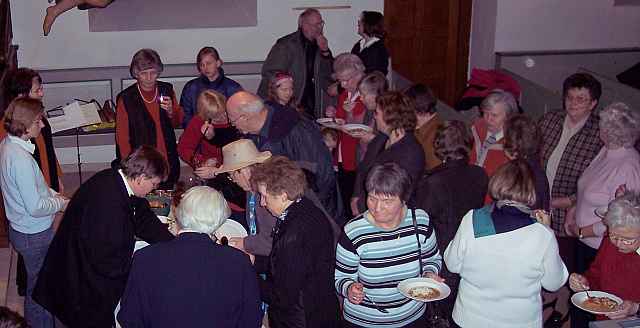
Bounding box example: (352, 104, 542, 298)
(137, 84, 157, 103)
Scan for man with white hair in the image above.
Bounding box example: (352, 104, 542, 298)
(226, 91, 341, 221)
(257, 8, 334, 119)
(118, 186, 262, 327)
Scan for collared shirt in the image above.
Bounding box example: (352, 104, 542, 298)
(118, 169, 135, 197)
(0, 135, 65, 233)
(546, 115, 589, 189)
(476, 130, 504, 167)
(359, 37, 380, 51)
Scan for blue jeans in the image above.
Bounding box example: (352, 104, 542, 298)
(9, 227, 54, 328)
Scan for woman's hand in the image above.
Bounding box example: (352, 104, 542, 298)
(615, 184, 627, 198)
(568, 273, 589, 292)
(532, 210, 551, 226)
(350, 197, 360, 216)
(159, 95, 173, 118)
(564, 206, 578, 237)
(347, 282, 364, 305)
(327, 82, 339, 97)
(423, 272, 445, 283)
(194, 165, 218, 179)
(201, 121, 215, 140)
(551, 196, 573, 209)
(325, 105, 337, 118)
(606, 301, 639, 320)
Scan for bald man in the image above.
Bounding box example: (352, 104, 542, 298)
(227, 91, 340, 221)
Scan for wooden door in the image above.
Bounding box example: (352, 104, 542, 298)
(385, 0, 472, 106)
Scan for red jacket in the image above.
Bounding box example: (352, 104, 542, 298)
(335, 91, 366, 172)
(177, 116, 224, 167)
(584, 238, 640, 304)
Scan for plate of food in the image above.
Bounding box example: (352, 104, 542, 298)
(342, 124, 373, 137)
(213, 219, 248, 245)
(157, 215, 177, 235)
(571, 291, 622, 315)
(316, 118, 345, 129)
(397, 278, 450, 302)
(594, 206, 608, 219)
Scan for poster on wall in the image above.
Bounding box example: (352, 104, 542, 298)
(88, 0, 257, 32)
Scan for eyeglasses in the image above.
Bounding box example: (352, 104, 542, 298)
(609, 234, 639, 246)
(565, 95, 592, 105)
(228, 114, 247, 125)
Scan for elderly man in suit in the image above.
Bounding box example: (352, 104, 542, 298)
(118, 186, 262, 328)
(33, 146, 174, 328)
(257, 8, 334, 119)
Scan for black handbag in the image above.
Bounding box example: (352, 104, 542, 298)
(411, 208, 451, 328)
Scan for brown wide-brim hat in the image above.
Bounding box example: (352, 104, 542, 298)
(215, 139, 272, 174)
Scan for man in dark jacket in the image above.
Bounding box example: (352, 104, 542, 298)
(33, 146, 175, 328)
(179, 46, 243, 127)
(226, 91, 341, 221)
(257, 8, 334, 119)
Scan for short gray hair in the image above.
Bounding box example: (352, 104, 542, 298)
(175, 186, 231, 234)
(605, 190, 640, 230)
(480, 89, 518, 115)
(599, 102, 640, 148)
(239, 99, 264, 114)
(333, 53, 365, 77)
(298, 8, 321, 27)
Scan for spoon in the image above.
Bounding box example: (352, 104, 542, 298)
(364, 294, 388, 314)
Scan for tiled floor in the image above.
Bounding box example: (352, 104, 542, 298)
(0, 247, 24, 315)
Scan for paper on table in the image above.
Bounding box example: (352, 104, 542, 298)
(48, 101, 103, 133)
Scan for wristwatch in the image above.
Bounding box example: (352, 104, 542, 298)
(578, 228, 584, 239)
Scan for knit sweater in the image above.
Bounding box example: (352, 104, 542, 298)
(335, 208, 441, 327)
(583, 238, 640, 303)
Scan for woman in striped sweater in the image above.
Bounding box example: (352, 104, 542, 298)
(335, 163, 442, 327)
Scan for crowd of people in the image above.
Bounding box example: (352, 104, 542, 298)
(1, 6, 639, 328)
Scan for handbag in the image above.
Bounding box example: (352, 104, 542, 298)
(411, 208, 451, 328)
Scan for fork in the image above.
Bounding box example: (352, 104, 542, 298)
(364, 294, 388, 313)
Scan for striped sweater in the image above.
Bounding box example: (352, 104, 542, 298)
(335, 208, 442, 327)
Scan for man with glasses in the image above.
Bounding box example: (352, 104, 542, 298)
(258, 8, 334, 120)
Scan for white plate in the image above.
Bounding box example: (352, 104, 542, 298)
(214, 219, 248, 243)
(316, 118, 345, 129)
(342, 124, 372, 137)
(571, 291, 623, 315)
(594, 206, 608, 219)
(397, 278, 451, 302)
(157, 215, 170, 224)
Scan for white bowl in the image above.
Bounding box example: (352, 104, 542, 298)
(397, 277, 451, 302)
(571, 291, 623, 315)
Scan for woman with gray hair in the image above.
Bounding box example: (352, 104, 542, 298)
(326, 53, 370, 218)
(563, 102, 640, 327)
(469, 89, 518, 180)
(118, 186, 262, 327)
(116, 48, 182, 189)
(569, 190, 640, 321)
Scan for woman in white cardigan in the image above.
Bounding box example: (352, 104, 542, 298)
(444, 159, 568, 328)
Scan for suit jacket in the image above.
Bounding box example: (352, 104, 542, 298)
(117, 232, 262, 328)
(33, 169, 174, 328)
(538, 110, 602, 235)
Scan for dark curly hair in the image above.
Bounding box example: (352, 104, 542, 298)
(562, 73, 602, 103)
(251, 156, 307, 200)
(7, 68, 41, 102)
(504, 114, 539, 160)
(433, 120, 473, 162)
(376, 91, 417, 132)
(360, 11, 385, 39)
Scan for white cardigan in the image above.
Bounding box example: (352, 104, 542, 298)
(444, 209, 568, 328)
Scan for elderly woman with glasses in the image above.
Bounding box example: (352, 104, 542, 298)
(469, 89, 518, 180)
(116, 48, 183, 189)
(569, 191, 640, 321)
(250, 156, 339, 328)
(118, 186, 261, 327)
(336, 162, 442, 328)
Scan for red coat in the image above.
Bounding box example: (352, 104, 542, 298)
(335, 91, 366, 172)
(177, 116, 224, 167)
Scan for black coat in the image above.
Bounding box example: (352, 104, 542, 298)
(257, 197, 340, 328)
(351, 39, 389, 75)
(118, 232, 262, 328)
(33, 169, 174, 328)
(353, 132, 425, 212)
(415, 159, 488, 320)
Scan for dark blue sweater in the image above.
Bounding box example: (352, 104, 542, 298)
(179, 68, 242, 127)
